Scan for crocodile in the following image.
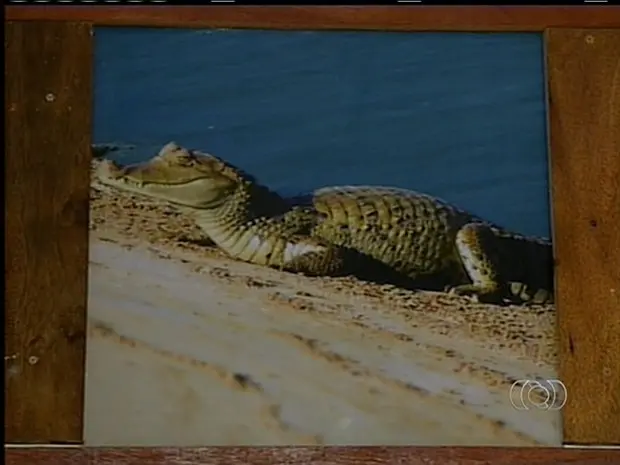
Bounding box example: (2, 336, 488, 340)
(94, 142, 555, 305)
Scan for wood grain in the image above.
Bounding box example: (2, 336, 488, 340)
(5, 21, 93, 443)
(5, 6, 620, 31)
(5, 447, 620, 465)
(546, 29, 620, 445)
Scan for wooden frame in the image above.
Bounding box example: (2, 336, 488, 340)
(5, 6, 620, 465)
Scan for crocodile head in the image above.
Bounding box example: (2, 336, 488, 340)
(95, 142, 249, 208)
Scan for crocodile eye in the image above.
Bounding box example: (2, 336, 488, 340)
(175, 153, 194, 166)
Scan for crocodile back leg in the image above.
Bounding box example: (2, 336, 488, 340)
(450, 222, 554, 305)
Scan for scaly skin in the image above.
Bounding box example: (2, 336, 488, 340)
(301, 186, 554, 304)
(95, 142, 554, 304)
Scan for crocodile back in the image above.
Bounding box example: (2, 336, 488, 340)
(308, 185, 473, 280)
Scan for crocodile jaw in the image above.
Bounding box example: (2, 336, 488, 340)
(95, 158, 231, 209)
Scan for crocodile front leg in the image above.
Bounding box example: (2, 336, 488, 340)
(281, 241, 350, 276)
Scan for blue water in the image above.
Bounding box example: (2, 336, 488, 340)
(94, 28, 551, 238)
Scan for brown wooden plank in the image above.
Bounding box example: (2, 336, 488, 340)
(5, 447, 620, 465)
(546, 29, 620, 446)
(5, 21, 93, 444)
(5, 6, 620, 31)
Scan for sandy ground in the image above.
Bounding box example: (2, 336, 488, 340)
(84, 162, 562, 446)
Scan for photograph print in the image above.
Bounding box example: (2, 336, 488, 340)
(85, 27, 561, 446)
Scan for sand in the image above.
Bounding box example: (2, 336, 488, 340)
(84, 165, 562, 446)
